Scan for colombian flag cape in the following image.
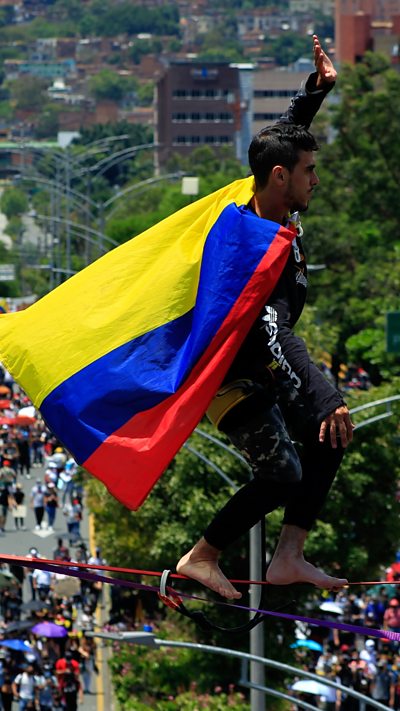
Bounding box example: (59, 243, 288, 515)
(0, 176, 295, 509)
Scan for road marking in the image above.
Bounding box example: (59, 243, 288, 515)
(32, 529, 53, 538)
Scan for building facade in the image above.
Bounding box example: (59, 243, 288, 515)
(156, 62, 321, 169)
(156, 61, 253, 167)
(335, 0, 400, 64)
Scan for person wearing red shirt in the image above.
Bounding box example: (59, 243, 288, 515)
(55, 650, 82, 711)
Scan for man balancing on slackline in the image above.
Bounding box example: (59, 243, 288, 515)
(177, 35, 353, 599)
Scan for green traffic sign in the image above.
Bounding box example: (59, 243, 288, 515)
(386, 311, 400, 354)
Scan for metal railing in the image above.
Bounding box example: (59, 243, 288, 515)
(87, 631, 391, 711)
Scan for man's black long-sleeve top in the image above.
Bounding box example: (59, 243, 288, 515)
(224, 72, 345, 424)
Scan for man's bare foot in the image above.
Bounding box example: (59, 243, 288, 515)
(266, 556, 347, 590)
(176, 548, 242, 600)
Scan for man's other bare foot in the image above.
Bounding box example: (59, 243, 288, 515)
(266, 556, 347, 590)
(176, 547, 242, 600)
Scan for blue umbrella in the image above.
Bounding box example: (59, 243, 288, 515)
(290, 639, 323, 652)
(0, 639, 32, 652)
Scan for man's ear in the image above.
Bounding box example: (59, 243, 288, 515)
(271, 165, 288, 185)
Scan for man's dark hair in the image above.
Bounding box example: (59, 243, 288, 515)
(248, 123, 319, 189)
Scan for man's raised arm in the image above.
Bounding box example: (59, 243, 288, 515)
(279, 34, 337, 129)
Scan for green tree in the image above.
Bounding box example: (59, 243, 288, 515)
(34, 105, 60, 139)
(9, 76, 47, 111)
(88, 69, 137, 103)
(136, 81, 154, 106)
(80, 2, 180, 38)
(263, 33, 311, 67)
(129, 39, 163, 66)
(0, 6, 13, 28)
(0, 188, 28, 220)
(52, 0, 85, 23)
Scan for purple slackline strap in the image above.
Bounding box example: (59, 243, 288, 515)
(11, 557, 400, 643)
(184, 593, 400, 643)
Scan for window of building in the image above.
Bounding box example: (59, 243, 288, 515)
(253, 112, 282, 121)
(172, 88, 231, 101)
(219, 112, 232, 122)
(254, 89, 297, 98)
(172, 112, 187, 121)
(172, 135, 233, 147)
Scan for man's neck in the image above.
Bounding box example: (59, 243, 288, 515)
(251, 194, 287, 224)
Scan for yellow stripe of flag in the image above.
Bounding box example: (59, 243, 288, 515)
(0, 177, 254, 408)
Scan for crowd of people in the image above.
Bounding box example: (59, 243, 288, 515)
(290, 578, 400, 709)
(0, 528, 107, 710)
(0, 369, 107, 710)
(0, 374, 83, 544)
(0, 554, 102, 711)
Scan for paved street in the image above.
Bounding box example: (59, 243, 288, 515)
(0, 463, 112, 711)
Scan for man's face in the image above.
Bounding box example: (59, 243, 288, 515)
(285, 150, 319, 213)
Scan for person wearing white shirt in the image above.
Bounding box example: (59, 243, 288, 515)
(32, 568, 54, 601)
(12, 665, 39, 711)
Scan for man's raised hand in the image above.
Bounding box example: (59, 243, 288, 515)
(313, 34, 337, 86)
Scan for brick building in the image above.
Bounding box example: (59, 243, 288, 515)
(155, 61, 253, 168)
(335, 0, 400, 64)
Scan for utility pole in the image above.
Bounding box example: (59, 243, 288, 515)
(250, 523, 265, 711)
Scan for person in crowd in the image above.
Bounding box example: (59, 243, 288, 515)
(364, 594, 387, 627)
(31, 429, 44, 468)
(87, 547, 106, 609)
(55, 649, 82, 711)
(0, 666, 13, 711)
(53, 537, 70, 561)
(1, 437, 19, 475)
(1, 584, 22, 622)
(36, 661, 58, 711)
(370, 658, 396, 707)
(176, 35, 353, 599)
(26, 547, 40, 600)
(32, 566, 54, 602)
(59, 458, 78, 506)
(384, 598, 400, 647)
(30, 479, 45, 530)
(16, 432, 31, 479)
(0, 459, 16, 486)
(0, 482, 11, 533)
(44, 460, 58, 488)
(11, 481, 26, 530)
(80, 604, 95, 633)
(359, 639, 378, 676)
(52, 447, 67, 473)
(63, 498, 82, 545)
(44, 482, 59, 531)
(78, 635, 97, 694)
(12, 663, 40, 711)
